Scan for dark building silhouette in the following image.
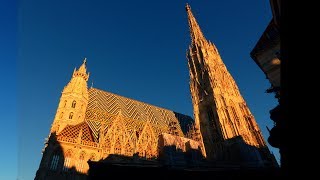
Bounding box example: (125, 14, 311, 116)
(250, 0, 286, 170)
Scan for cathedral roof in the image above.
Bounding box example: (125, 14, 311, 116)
(85, 88, 194, 140)
(57, 88, 195, 145)
(58, 122, 96, 143)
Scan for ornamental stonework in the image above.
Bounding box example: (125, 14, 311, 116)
(35, 4, 277, 180)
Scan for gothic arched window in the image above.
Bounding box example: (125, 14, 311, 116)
(62, 149, 73, 172)
(69, 112, 74, 119)
(77, 151, 86, 173)
(63, 100, 67, 108)
(72, 100, 76, 108)
(229, 101, 239, 123)
(50, 153, 60, 171)
(231, 107, 238, 120)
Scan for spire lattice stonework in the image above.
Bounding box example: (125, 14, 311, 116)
(186, 4, 270, 162)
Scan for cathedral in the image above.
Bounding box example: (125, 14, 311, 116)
(35, 4, 277, 180)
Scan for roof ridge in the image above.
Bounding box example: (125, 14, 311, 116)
(88, 87, 192, 118)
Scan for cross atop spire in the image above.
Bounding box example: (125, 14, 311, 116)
(186, 3, 207, 45)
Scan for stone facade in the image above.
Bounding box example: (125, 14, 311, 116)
(35, 60, 202, 179)
(185, 4, 275, 165)
(35, 4, 277, 180)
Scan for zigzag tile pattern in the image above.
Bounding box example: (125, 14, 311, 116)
(58, 122, 96, 143)
(85, 88, 194, 139)
(86, 120, 101, 142)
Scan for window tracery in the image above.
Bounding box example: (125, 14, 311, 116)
(77, 151, 86, 173)
(62, 149, 72, 172)
(50, 152, 60, 171)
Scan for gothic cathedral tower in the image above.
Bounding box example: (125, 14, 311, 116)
(185, 4, 272, 164)
(50, 59, 89, 134)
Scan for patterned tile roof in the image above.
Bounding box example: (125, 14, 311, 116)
(85, 88, 194, 140)
(58, 122, 95, 143)
(58, 87, 195, 145)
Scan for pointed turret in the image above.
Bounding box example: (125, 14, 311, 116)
(73, 58, 89, 81)
(186, 3, 207, 46)
(63, 58, 90, 97)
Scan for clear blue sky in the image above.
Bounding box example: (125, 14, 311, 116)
(2, 0, 279, 179)
(0, 0, 17, 180)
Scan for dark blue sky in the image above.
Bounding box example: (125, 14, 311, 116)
(1, 0, 278, 179)
(0, 0, 17, 180)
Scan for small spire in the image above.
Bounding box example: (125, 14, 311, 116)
(71, 57, 90, 81)
(78, 58, 87, 74)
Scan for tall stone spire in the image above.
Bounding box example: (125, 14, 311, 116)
(186, 4, 275, 166)
(186, 4, 206, 46)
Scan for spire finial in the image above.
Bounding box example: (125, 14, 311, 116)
(78, 57, 87, 73)
(185, 3, 191, 11)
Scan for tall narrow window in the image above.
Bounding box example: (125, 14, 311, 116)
(72, 100, 76, 108)
(225, 109, 236, 136)
(62, 150, 72, 172)
(63, 100, 67, 108)
(69, 112, 74, 119)
(50, 154, 60, 171)
(77, 152, 86, 173)
(229, 101, 240, 125)
(59, 112, 64, 119)
(231, 107, 238, 120)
